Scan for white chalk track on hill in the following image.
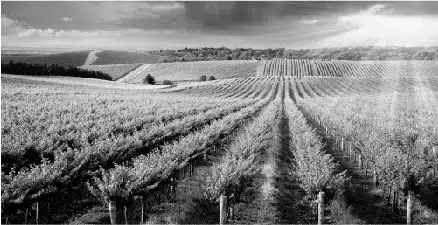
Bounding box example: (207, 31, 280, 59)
(82, 50, 102, 66)
(116, 64, 152, 83)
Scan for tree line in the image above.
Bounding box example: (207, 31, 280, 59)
(152, 46, 438, 62)
(1, 61, 112, 80)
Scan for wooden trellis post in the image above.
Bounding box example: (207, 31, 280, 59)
(35, 202, 39, 225)
(25, 208, 29, 224)
(220, 195, 227, 225)
(407, 190, 414, 224)
(108, 200, 116, 225)
(358, 153, 363, 169)
(317, 191, 325, 225)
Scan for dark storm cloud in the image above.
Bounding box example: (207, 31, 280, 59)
(180, 1, 438, 32)
(3, 1, 436, 33)
(181, 2, 371, 31)
(383, 2, 438, 16)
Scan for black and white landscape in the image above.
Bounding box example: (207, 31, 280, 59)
(1, 1, 438, 225)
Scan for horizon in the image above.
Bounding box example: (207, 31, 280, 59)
(2, 45, 438, 55)
(2, 1, 438, 51)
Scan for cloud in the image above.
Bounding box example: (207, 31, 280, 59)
(18, 28, 55, 37)
(367, 4, 386, 14)
(61, 17, 73, 22)
(3, 2, 438, 49)
(1, 15, 28, 35)
(301, 20, 318, 24)
(339, 4, 386, 25)
(2, 15, 101, 38)
(319, 4, 438, 47)
(17, 28, 100, 38)
(182, 2, 287, 31)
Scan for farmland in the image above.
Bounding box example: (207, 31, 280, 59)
(257, 58, 313, 77)
(114, 58, 438, 84)
(312, 60, 438, 78)
(1, 51, 90, 67)
(121, 60, 260, 83)
(80, 64, 142, 80)
(91, 50, 165, 65)
(2, 57, 438, 225)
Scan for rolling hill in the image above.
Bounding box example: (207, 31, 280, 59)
(91, 50, 165, 65)
(80, 64, 142, 80)
(120, 60, 261, 83)
(1, 51, 90, 67)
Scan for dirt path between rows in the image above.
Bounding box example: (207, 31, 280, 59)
(233, 85, 312, 224)
(232, 102, 285, 223)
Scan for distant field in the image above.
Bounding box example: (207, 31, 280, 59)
(257, 59, 313, 78)
(81, 63, 141, 80)
(150, 51, 187, 57)
(0, 74, 170, 90)
(3, 50, 437, 81)
(1, 51, 90, 67)
(253, 59, 438, 78)
(91, 50, 164, 65)
(312, 60, 438, 78)
(121, 60, 260, 83)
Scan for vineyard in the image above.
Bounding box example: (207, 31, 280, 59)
(252, 59, 438, 78)
(4, 2, 438, 223)
(2, 71, 438, 225)
(257, 58, 313, 78)
(312, 60, 438, 78)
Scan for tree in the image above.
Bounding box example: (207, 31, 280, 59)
(199, 75, 207, 82)
(239, 52, 249, 60)
(143, 74, 155, 85)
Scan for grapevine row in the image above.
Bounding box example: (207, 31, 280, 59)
(86, 92, 275, 224)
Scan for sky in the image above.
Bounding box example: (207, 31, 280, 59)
(2, 1, 438, 51)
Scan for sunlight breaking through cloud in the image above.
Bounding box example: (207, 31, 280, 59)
(320, 4, 438, 47)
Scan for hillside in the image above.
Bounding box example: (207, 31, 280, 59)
(91, 50, 165, 65)
(1, 51, 90, 67)
(120, 60, 260, 83)
(255, 59, 438, 78)
(80, 64, 141, 80)
(257, 59, 313, 78)
(149, 51, 187, 57)
(312, 60, 438, 78)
